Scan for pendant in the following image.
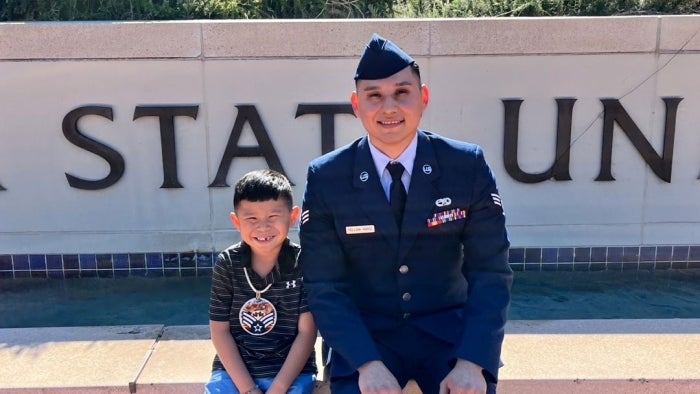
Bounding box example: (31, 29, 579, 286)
(239, 297, 277, 336)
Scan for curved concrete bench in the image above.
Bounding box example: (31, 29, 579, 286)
(0, 320, 698, 393)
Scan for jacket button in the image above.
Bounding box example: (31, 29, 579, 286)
(402, 292, 411, 301)
(403, 313, 411, 319)
(399, 265, 409, 274)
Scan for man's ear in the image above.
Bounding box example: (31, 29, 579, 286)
(421, 84, 430, 107)
(289, 206, 301, 225)
(230, 212, 241, 230)
(350, 91, 360, 115)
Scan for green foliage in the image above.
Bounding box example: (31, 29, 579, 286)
(1, 0, 698, 21)
(178, 0, 393, 19)
(182, 0, 246, 19)
(391, 0, 700, 17)
(1, 0, 185, 21)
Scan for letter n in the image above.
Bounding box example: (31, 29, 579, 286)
(597, 98, 681, 183)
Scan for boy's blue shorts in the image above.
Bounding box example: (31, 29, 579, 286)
(204, 370, 316, 394)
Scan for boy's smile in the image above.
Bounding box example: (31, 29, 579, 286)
(231, 199, 300, 264)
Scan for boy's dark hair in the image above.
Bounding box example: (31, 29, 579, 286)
(233, 169, 293, 210)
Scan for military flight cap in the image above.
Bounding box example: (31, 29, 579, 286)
(354, 33, 415, 81)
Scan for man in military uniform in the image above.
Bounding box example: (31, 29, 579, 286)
(299, 33, 512, 394)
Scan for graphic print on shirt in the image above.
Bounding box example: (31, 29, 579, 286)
(239, 297, 277, 336)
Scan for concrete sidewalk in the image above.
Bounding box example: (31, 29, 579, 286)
(1, 319, 698, 393)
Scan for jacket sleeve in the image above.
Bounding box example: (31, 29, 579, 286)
(456, 147, 513, 381)
(298, 163, 382, 375)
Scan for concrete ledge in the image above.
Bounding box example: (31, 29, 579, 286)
(499, 320, 700, 393)
(0, 320, 698, 393)
(132, 326, 214, 394)
(498, 380, 700, 394)
(428, 16, 659, 55)
(0, 22, 202, 60)
(2, 16, 700, 60)
(0, 325, 164, 392)
(200, 20, 430, 59)
(660, 15, 700, 52)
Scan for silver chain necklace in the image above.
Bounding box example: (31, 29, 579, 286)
(243, 267, 273, 298)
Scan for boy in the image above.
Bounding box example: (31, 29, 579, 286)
(206, 169, 317, 394)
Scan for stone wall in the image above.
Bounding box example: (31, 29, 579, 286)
(1, 17, 700, 274)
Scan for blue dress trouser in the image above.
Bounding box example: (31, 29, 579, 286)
(329, 324, 497, 394)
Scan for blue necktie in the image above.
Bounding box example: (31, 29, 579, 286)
(387, 162, 406, 226)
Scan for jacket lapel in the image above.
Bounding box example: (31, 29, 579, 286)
(399, 131, 441, 262)
(352, 136, 401, 248)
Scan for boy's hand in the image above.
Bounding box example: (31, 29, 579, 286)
(265, 381, 288, 394)
(357, 360, 402, 394)
(248, 387, 263, 394)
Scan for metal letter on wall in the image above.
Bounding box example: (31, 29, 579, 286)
(502, 98, 575, 183)
(295, 103, 355, 154)
(62, 106, 125, 190)
(133, 105, 199, 189)
(209, 105, 288, 187)
(597, 97, 681, 183)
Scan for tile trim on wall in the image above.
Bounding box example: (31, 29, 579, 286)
(1, 245, 700, 279)
(507, 245, 700, 272)
(0, 252, 215, 279)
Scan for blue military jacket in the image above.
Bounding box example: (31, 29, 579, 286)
(299, 130, 512, 381)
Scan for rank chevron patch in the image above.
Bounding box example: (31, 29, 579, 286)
(491, 193, 502, 207)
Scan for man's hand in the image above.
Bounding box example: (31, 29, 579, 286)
(439, 359, 486, 394)
(357, 360, 402, 394)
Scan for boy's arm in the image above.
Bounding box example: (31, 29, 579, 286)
(267, 312, 317, 394)
(210, 320, 260, 394)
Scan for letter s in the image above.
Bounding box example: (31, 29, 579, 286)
(62, 105, 125, 190)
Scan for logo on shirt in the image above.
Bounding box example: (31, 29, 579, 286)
(239, 298, 277, 336)
(286, 280, 297, 288)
